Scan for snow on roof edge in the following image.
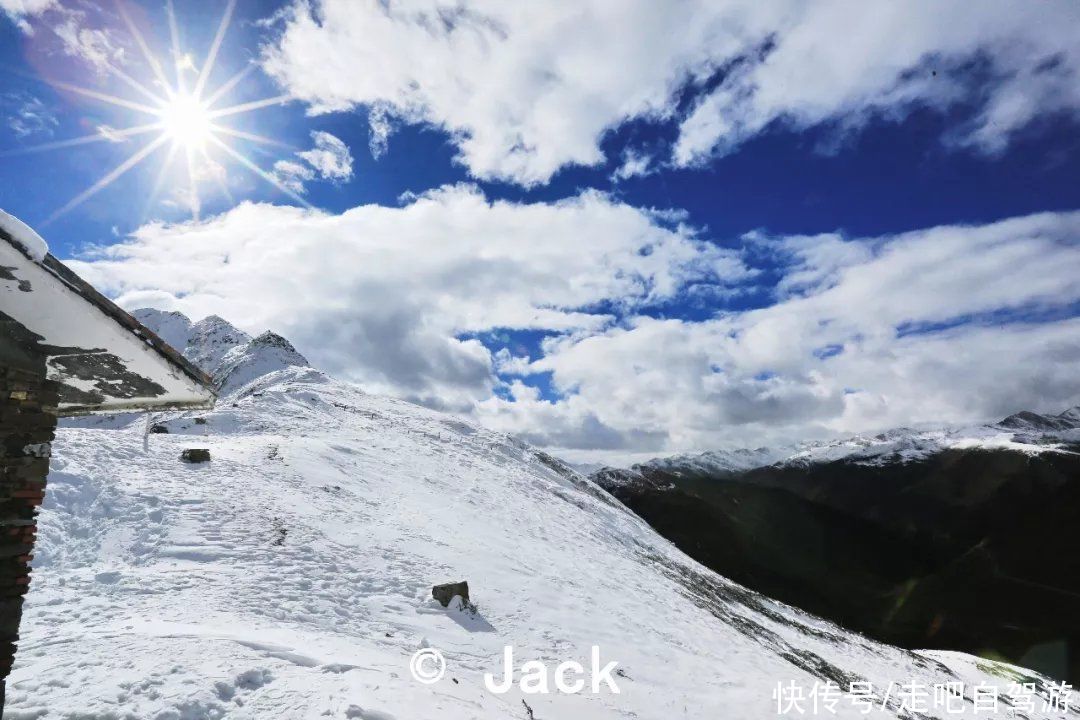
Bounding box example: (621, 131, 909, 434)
(0, 208, 48, 261)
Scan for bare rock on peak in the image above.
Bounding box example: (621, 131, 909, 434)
(130, 309, 309, 395)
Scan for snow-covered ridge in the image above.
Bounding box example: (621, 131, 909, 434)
(641, 446, 790, 475)
(612, 406, 1080, 480)
(0, 207, 48, 261)
(215, 331, 309, 394)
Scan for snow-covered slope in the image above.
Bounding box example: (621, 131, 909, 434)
(9, 336, 1068, 717)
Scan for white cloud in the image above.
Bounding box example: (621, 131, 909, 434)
(69, 195, 1080, 462)
(611, 149, 653, 182)
(271, 131, 354, 194)
(672, 2, 1080, 165)
(262, 0, 1080, 185)
(70, 185, 747, 411)
(367, 105, 395, 159)
(271, 159, 315, 195)
(260, 0, 741, 185)
(297, 130, 353, 181)
(50, 9, 127, 72)
(0, 0, 53, 31)
(2, 1, 133, 77)
(477, 211, 1080, 461)
(3, 93, 57, 138)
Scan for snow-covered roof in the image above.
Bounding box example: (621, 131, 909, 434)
(0, 207, 48, 261)
(0, 213, 215, 415)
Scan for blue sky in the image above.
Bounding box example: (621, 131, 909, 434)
(2, 0, 1079, 463)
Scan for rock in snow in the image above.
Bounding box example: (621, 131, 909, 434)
(431, 580, 470, 608)
(180, 448, 212, 463)
(10, 316, 1072, 718)
(0, 207, 48, 261)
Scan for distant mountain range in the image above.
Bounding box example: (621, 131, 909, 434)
(592, 408, 1080, 683)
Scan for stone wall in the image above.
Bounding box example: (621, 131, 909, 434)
(0, 366, 58, 708)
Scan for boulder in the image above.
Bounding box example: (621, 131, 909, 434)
(432, 580, 469, 608)
(180, 448, 211, 463)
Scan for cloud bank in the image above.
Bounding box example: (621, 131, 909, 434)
(70, 193, 1080, 462)
(71, 185, 747, 410)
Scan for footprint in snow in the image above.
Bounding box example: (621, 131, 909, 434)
(346, 706, 395, 720)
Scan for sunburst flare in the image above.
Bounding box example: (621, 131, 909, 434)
(10, 0, 307, 224)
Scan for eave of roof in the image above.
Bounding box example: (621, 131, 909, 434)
(1, 224, 216, 415)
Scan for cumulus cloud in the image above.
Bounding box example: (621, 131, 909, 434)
(70, 185, 747, 411)
(260, 0, 742, 185)
(672, 2, 1080, 165)
(477, 212, 1080, 462)
(261, 0, 1080, 185)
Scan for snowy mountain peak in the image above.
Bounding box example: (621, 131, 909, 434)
(130, 308, 309, 395)
(249, 330, 306, 357)
(186, 314, 253, 376)
(131, 308, 195, 354)
(132, 307, 251, 376)
(637, 446, 787, 478)
(999, 406, 1080, 432)
(214, 330, 311, 395)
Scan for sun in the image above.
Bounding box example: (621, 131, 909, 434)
(5, 0, 310, 224)
(159, 93, 213, 149)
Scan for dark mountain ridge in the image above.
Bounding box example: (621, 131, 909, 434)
(592, 408, 1080, 683)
